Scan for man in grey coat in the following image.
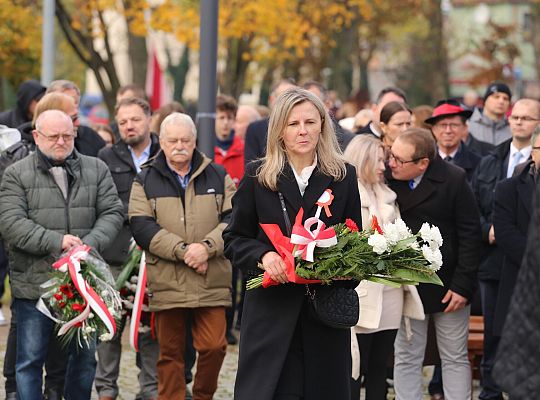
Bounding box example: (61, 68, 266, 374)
(0, 110, 123, 399)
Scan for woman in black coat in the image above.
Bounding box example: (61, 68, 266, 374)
(223, 88, 362, 400)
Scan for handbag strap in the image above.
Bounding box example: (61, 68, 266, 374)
(278, 192, 292, 236)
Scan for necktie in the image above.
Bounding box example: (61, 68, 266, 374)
(408, 179, 416, 190)
(444, 156, 453, 162)
(507, 151, 522, 178)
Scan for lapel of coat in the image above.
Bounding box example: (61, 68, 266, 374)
(517, 172, 534, 217)
(391, 157, 445, 214)
(302, 168, 333, 217)
(277, 164, 303, 216)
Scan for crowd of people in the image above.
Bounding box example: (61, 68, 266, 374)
(0, 76, 538, 400)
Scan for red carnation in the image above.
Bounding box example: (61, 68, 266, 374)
(60, 284, 75, 299)
(58, 301, 66, 309)
(53, 293, 63, 301)
(345, 219, 359, 232)
(371, 216, 383, 235)
(71, 303, 86, 313)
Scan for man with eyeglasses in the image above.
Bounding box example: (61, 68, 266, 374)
(0, 109, 123, 399)
(468, 82, 512, 146)
(387, 128, 482, 400)
(426, 99, 481, 182)
(471, 97, 540, 400)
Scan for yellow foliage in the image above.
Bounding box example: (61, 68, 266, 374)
(0, 0, 42, 85)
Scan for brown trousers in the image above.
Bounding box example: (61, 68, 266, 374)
(155, 307, 227, 400)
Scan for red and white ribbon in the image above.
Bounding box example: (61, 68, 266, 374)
(290, 216, 337, 262)
(129, 252, 147, 352)
(52, 245, 117, 337)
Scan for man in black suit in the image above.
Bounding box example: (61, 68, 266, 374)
(357, 86, 407, 138)
(492, 126, 540, 339)
(425, 99, 480, 182)
(244, 79, 296, 165)
(387, 128, 482, 400)
(471, 98, 540, 400)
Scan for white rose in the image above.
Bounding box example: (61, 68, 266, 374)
(368, 233, 389, 255)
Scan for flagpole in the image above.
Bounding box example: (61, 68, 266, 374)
(196, 0, 218, 159)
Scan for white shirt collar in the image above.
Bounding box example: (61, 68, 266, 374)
(438, 146, 459, 160)
(290, 155, 317, 196)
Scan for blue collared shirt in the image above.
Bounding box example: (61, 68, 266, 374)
(168, 162, 192, 189)
(129, 143, 152, 173)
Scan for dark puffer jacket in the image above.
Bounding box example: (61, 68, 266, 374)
(0, 149, 124, 300)
(0, 80, 46, 128)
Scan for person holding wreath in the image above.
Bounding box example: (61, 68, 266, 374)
(223, 87, 362, 400)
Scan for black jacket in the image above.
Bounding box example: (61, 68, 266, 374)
(493, 177, 540, 398)
(448, 141, 481, 182)
(0, 80, 46, 128)
(356, 121, 380, 138)
(223, 161, 362, 400)
(98, 134, 160, 264)
(388, 156, 482, 313)
(471, 139, 511, 280)
(492, 161, 535, 335)
(75, 125, 106, 157)
(465, 133, 495, 157)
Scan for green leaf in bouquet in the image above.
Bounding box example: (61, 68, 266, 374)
(392, 268, 444, 286)
(375, 260, 386, 271)
(115, 248, 142, 290)
(364, 276, 403, 288)
(393, 236, 419, 252)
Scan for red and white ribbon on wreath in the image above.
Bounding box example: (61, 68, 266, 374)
(129, 251, 147, 352)
(290, 216, 337, 262)
(52, 245, 117, 337)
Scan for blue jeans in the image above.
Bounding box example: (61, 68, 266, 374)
(14, 298, 97, 400)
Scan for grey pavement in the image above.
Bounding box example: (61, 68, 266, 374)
(0, 305, 485, 399)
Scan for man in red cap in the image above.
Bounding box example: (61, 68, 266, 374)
(425, 99, 481, 182)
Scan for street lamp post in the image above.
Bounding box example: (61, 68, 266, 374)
(42, 0, 55, 86)
(196, 0, 219, 159)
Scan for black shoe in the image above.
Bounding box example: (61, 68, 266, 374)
(226, 330, 238, 345)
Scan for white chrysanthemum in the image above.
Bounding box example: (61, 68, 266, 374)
(394, 218, 413, 240)
(84, 326, 93, 334)
(88, 313, 94, 319)
(130, 275, 138, 283)
(382, 223, 400, 245)
(409, 241, 420, 251)
(422, 245, 443, 271)
(100, 333, 113, 342)
(419, 223, 443, 248)
(368, 233, 389, 255)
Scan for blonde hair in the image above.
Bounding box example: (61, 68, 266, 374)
(32, 92, 76, 127)
(257, 88, 346, 190)
(344, 135, 384, 185)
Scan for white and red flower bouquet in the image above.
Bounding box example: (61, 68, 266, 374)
(38, 245, 122, 347)
(248, 189, 443, 289)
(115, 241, 152, 351)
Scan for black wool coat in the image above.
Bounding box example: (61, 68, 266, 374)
(493, 177, 540, 398)
(223, 161, 362, 400)
(492, 162, 535, 335)
(387, 156, 482, 313)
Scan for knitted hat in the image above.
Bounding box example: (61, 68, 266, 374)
(483, 82, 512, 103)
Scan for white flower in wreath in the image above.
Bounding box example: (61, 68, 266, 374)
(382, 222, 400, 245)
(100, 333, 113, 341)
(409, 240, 420, 251)
(394, 218, 413, 240)
(368, 233, 389, 255)
(422, 245, 443, 271)
(419, 223, 443, 248)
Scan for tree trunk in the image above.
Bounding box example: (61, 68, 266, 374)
(425, 0, 449, 100)
(222, 36, 252, 98)
(128, 32, 147, 87)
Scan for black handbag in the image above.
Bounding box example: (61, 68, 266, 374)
(306, 284, 360, 329)
(278, 192, 360, 330)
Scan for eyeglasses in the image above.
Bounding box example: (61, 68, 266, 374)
(509, 115, 540, 123)
(388, 152, 424, 167)
(433, 123, 464, 131)
(37, 130, 75, 143)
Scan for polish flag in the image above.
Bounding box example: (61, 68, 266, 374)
(145, 48, 172, 111)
